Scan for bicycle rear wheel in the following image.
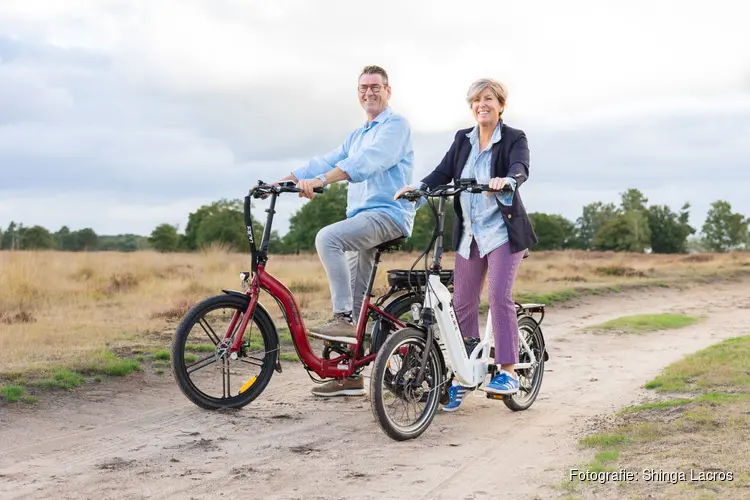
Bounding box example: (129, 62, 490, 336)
(503, 316, 545, 411)
(370, 327, 445, 441)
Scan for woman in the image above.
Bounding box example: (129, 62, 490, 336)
(394, 78, 537, 412)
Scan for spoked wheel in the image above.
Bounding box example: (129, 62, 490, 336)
(504, 316, 545, 411)
(370, 327, 445, 441)
(171, 294, 279, 410)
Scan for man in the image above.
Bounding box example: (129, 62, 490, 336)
(276, 65, 415, 397)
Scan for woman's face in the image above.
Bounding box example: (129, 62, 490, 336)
(471, 87, 502, 127)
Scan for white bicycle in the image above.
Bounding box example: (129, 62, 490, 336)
(369, 178, 549, 441)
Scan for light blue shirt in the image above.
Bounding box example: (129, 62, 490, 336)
(456, 122, 516, 259)
(291, 107, 415, 236)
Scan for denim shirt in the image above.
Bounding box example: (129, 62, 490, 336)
(291, 107, 416, 237)
(456, 122, 517, 259)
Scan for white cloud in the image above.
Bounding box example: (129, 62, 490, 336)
(0, 0, 749, 239)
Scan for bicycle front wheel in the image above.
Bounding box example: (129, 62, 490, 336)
(370, 327, 445, 441)
(171, 294, 279, 410)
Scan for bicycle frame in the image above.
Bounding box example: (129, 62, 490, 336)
(221, 181, 408, 380)
(408, 180, 538, 387)
(425, 275, 538, 387)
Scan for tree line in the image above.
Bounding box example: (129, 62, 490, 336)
(2, 184, 748, 254)
(0, 222, 148, 252)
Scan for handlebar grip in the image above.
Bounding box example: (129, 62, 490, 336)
(473, 184, 513, 193)
(313, 187, 324, 194)
(396, 190, 416, 199)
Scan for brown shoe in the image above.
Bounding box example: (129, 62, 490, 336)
(308, 313, 357, 343)
(310, 376, 365, 397)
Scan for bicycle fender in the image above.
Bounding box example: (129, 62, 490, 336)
(535, 323, 549, 361)
(221, 289, 283, 373)
(522, 317, 549, 362)
(371, 292, 423, 353)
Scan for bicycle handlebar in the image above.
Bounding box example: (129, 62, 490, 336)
(249, 180, 324, 199)
(398, 178, 513, 202)
(244, 180, 326, 264)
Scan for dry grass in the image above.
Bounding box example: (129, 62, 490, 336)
(1, 248, 750, 378)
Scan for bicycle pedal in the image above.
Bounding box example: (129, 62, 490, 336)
(486, 393, 506, 400)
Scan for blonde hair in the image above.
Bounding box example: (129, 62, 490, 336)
(466, 78, 508, 117)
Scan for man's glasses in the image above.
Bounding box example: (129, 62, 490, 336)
(358, 84, 384, 94)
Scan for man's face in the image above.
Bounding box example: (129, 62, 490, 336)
(358, 73, 390, 117)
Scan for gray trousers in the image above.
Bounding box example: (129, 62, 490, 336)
(315, 211, 404, 322)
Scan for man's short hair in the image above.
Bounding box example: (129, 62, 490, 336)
(360, 65, 389, 86)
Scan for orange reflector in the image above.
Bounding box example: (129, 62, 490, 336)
(239, 376, 257, 393)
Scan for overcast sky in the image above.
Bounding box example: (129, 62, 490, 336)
(1, 0, 749, 238)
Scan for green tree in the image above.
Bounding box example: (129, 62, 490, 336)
(149, 223, 181, 252)
(98, 234, 150, 252)
(591, 211, 650, 252)
(71, 228, 99, 251)
(50, 226, 98, 251)
(283, 183, 348, 251)
(184, 198, 266, 252)
(701, 200, 748, 252)
(196, 208, 246, 250)
(55, 226, 72, 250)
(2, 222, 19, 250)
(184, 199, 235, 251)
(528, 213, 576, 250)
(403, 198, 458, 252)
(618, 188, 651, 252)
(620, 188, 649, 212)
(647, 203, 695, 253)
(574, 202, 618, 249)
(586, 189, 651, 253)
(19, 225, 55, 250)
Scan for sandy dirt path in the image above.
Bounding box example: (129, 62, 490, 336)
(1, 278, 749, 500)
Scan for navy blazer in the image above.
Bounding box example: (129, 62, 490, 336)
(421, 122, 538, 254)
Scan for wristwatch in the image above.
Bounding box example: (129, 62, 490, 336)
(316, 174, 328, 187)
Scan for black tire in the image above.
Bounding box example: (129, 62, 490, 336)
(171, 294, 278, 410)
(503, 316, 545, 411)
(370, 327, 445, 441)
(374, 293, 451, 406)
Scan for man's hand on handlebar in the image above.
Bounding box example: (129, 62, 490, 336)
(249, 179, 323, 200)
(297, 178, 324, 200)
(394, 185, 417, 201)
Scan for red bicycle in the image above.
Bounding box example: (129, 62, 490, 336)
(170, 181, 442, 410)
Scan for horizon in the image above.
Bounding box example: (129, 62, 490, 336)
(0, 181, 728, 240)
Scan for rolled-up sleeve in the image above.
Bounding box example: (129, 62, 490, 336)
(292, 141, 349, 180)
(337, 115, 411, 183)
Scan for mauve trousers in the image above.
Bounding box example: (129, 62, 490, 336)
(453, 239, 525, 365)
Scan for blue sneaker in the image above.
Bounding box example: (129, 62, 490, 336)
(485, 371, 519, 395)
(442, 382, 470, 412)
